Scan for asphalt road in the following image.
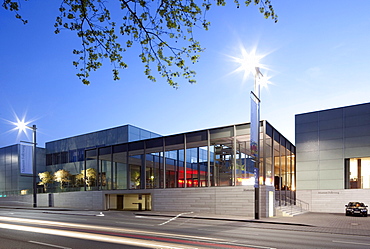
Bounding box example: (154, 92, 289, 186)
(0, 208, 369, 248)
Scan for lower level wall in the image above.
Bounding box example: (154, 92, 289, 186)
(0, 195, 32, 207)
(0, 186, 270, 217)
(152, 186, 255, 217)
(38, 191, 105, 210)
(297, 189, 370, 213)
(0, 192, 104, 210)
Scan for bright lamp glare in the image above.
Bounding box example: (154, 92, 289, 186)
(237, 48, 262, 75)
(13, 117, 31, 134)
(229, 45, 269, 83)
(16, 120, 29, 132)
(258, 72, 273, 90)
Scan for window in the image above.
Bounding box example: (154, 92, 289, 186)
(346, 157, 370, 189)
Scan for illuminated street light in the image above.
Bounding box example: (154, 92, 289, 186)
(235, 47, 266, 220)
(15, 120, 37, 208)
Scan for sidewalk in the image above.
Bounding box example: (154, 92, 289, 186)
(134, 211, 370, 236)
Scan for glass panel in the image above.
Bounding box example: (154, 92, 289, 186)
(145, 138, 163, 189)
(186, 147, 198, 187)
(85, 149, 98, 191)
(280, 145, 287, 190)
(186, 132, 208, 187)
(98, 147, 111, 190)
(165, 149, 178, 188)
(274, 138, 281, 191)
(146, 152, 161, 189)
(129, 142, 144, 189)
(199, 146, 208, 187)
(112, 144, 128, 190)
(164, 135, 185, 188)
(265, 134, 273, 186)
(210, 126, 234, 187)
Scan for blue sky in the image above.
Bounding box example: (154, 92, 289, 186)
(1, 1, 370, 148)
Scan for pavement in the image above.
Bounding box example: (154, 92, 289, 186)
(1, 206, 370, 236)
(133, 211, 370, 236)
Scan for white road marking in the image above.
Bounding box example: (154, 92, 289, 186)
(333, 240, 370, 246)
(29, 241, 72, 249)
(116, 221, 155, 226)
(135, 215, 169, 220)
(158, 212, 194, 226)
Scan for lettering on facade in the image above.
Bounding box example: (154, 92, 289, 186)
(318, 191, 339, 194)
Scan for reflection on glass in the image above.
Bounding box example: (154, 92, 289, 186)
(349, 158, 370, 189)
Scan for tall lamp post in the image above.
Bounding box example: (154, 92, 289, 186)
(234, 48, 265, 219)
(251, 67, 263, 219)
(16, 122, 37, 208)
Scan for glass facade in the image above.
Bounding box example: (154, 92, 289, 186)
(43, 125, 160, 192)
(82, 121, 296, 193)
(0, 145, 46, 196)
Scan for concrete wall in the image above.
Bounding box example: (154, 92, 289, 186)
(152, 186, 255, 217)
(38, 191, 105, 210)
(297, 189, 370, 213)
(0, 195, 32, 207)
(295, 103, 370, 190)
(0, 186, 266, 217)
(0, 191, 104, 210)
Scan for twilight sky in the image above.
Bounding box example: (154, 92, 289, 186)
(1, 1, 370, 148)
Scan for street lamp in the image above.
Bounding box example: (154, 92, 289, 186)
(15, 121, 37, 208)
(233, 47, 265, 219)
(251, 66, 263, 220)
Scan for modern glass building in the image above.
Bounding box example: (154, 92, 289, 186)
(81, 121, 295, 216)
(0, 122, 295, 217)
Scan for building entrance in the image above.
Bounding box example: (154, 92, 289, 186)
(106, 194, 151, 211)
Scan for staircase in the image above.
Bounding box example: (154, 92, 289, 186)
(275, 204, 308, 217)
(275, 195, 309, 217)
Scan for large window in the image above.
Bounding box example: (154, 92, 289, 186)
(347, 157, 370, 189)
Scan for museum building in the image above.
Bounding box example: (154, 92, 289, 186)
(0, 121, 295, 218)
(296, 102, 370, 213)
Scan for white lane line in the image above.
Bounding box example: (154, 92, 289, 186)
(333, 240, 370, 246)
(29, 241, 72, 249)
(220, 241, 276, 249)
(135, 216, 169, 220)
(158, 212, 194, 226)
(116, 221, 155, 226)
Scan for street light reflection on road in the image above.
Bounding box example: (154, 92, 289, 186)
(0, 216, 221, 241)
(0, 222, 195, 249)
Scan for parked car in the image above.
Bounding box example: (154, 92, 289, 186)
(345, 202, 368, 217)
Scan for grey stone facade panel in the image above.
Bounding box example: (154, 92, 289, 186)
(297, 151, 319, 162)
(319, 129, 343, 141)
(343, 103, 370, 117)
(319, 108, 343, 121)
(296, 140, 318, 152)
(295, 131, 318, 144)
(319, 148, 344, 160)
(319, 139, 343, 150)
(295, 112, 318, 124)
(152, 187, 255, 217)
(344, 125, 370, 138)
(319, 118, 343, 130)
(295, 121, 318, 134)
